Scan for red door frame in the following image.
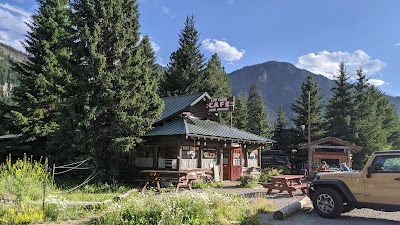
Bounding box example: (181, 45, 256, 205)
(228, 147, 242, 181)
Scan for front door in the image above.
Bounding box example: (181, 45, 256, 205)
(229, 147, 242, 181)
(364, 155, 400, 204)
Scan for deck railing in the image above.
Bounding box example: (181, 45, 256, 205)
(158, 158, 178, 169)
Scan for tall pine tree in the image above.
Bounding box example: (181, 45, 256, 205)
(202, 53, 231, 98)
(291, 75, 325, 141)
(247, 84, 270, 138)
(161, 15, 205, 96)
(232, 92, 248, 130)
(325, 62, 354, 140)
(49, 0, 163, 179)
(9, 0, 72, 152)
(272, 106, 290, 151)
(351, 68, 386, 168)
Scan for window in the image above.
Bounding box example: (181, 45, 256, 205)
(371, 155, 400, 173)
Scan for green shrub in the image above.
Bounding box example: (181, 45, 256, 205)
(259, 167, 282, 183)
(0, 154, 54, 204)
(239, 175, 259, 188)
(277, 165, 291, 175)
(0, 206, 45, 224)
(192, 176, 222, 189)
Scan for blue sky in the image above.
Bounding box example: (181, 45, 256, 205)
(1, 0, 399, 96)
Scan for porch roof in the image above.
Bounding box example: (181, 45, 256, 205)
(145, 117, 273, 144)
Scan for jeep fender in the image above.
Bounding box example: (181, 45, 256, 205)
(309, 180, 356, 202)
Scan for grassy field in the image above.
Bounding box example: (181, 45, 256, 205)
(0, 155, 275, 224)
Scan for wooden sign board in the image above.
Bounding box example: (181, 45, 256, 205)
(207, 96, 235, 112)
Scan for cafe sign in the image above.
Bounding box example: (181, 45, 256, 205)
(207, 96, 235, 112)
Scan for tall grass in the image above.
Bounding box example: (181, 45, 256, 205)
(91, 192, 274, 225)
(0, 154, 53, 224)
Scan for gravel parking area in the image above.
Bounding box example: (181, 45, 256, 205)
(196, 183, 400, 225)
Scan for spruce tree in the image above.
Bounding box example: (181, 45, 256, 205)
(325, 62, 354, 140)
(350, 69, 386, 168)
(9, 0, 72, 152)
(51, 0, 163, 179)
(232, 92, 248, 130)
(373, 87, 400, 149)
(202, 53, 232, 98)
(291, 75, 325, 141)
(247, 84, 270, 138)
(272, 106, 290, 151)
(161, 15, 205, 96)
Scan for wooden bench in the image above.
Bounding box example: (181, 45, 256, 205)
(138, 170, 197, 193)
(263, 175, 307, 197)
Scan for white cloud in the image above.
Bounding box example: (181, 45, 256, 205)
(296, 50, 386, 80)
(0, 3, 32, 51)
(395, 42, 400, 46)
(228, 0, 234, 4)
(367, 79, 386, 86)
(150, 40, 160, 52)
(202, 39, 245, 62)
(156, 57, 167, 67)
(162, 6, 170, 15)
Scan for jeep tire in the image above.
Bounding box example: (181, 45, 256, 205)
(312, 188, 344, 219)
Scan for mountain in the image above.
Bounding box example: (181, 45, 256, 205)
(0, 42, 26, 86)
(228, 61, 400, 124)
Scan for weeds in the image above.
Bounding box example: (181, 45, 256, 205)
(239, 174, 259, 188)
(259, 167, 283, 183)
(91, 192, 274, 225)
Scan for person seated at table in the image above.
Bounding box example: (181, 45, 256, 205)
(340, 163, 350, 171)
(318, 161, 329, 171)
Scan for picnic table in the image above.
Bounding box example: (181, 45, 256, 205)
(261, 175, 307, 197)
(137, 170, 196, 193)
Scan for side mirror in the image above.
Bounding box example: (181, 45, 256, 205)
(366, 166, 375, 178)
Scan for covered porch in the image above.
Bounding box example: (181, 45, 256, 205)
(137, 117, 272, 181)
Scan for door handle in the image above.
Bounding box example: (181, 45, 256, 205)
(395, 177, 400, 181)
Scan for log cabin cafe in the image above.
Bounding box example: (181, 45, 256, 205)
(136, 92, 273, 181)
(0, 92, 273, 181)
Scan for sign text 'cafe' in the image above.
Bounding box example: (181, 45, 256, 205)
(207, 96, 235, 112)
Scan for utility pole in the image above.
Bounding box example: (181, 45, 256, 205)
(307, 91, 312, 177)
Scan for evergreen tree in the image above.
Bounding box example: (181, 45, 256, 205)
(373, 87, 400, 149)
(325, 62, 354, 140)
(291, 75, 325, 141)
(202, 53, 232, 124)
(161, 15, 205, 96)
(351, 69, 386, 168)
(50, 0, 163, 179)
(8, 0, 72, 152)
(232, 92, 248, 130)
(202, 53, 231, 98)
(247, 84, 270, 138)
(272, 106, 290, 151)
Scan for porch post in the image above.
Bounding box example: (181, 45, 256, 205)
(177, 140, 182, 170)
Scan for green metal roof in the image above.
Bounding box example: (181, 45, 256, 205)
(155, 92, 210, 124)
(145, 117, 272, 144)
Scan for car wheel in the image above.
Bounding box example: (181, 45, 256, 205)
(312, 187, 344, 219)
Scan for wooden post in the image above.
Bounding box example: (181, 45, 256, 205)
(307, 91, 312, 176)
(220, 148, 223, 181)
(43, 157, 48, 210)
(177, 140, 182, 170)
(51, 163, 55, 183)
